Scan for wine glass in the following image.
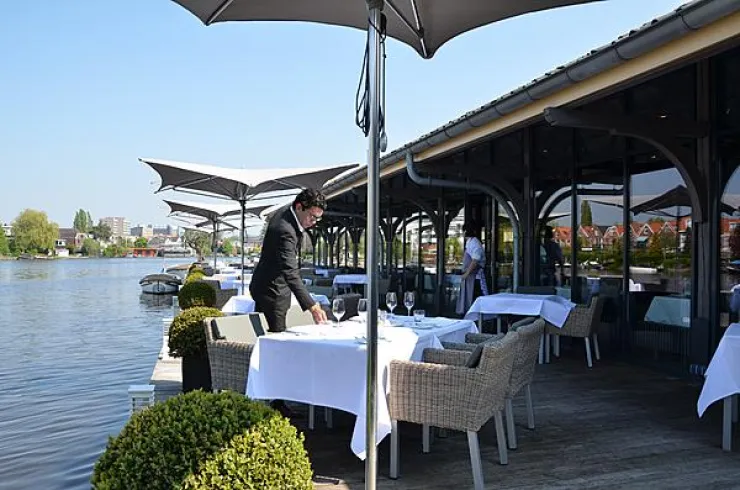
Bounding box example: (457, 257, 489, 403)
(404, 291, 415, 316)
(386, 292, 397, 316)
(332, 298, 345, 326)
(358, 298, 368, 323)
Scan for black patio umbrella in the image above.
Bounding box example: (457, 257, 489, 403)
(162, 1, 603, 486)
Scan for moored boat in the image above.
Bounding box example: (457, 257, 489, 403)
(139, 273, 182, 295)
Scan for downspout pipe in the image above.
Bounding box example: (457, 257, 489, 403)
(405, 151, 520, 291)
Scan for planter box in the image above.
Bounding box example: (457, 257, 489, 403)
(182, 353, 212, 393)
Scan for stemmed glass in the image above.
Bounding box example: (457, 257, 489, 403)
(358, 298, 368, 323)
(386, 292, 397, 316)
(404, 291, 415, 317)
(332, 298, 345, 327)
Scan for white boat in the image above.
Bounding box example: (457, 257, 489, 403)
(164, 263, 192, 281)
(139, 273, 182, 295)
(629, 266, 659, 275)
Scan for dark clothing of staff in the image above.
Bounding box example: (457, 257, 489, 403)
(250, 206, 314, 332)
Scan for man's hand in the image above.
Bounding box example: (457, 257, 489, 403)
(309, 303, 327, 324)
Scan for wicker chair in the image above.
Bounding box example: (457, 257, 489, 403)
(388, 331, 519, 490)
(199, 278, 238, 310)
(446, 318, 545, 450)
(204, 313, 265, 394)
(545, 295, 605, 368)
(503, 319, 545, 449)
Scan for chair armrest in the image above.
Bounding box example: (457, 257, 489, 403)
(465, 332, 504, 344)
(389, 360, 488, 432)
(439, 341, 477, 353)
(423, 347, 470, 365)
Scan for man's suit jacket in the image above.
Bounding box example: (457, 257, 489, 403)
(249, 206, 314, 312)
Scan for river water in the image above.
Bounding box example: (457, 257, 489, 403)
(0, 258, 183, 490)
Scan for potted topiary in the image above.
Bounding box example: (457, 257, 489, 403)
(184, 270, 206, 285)
(168, 306, 223, 392)
(91, 391, 313, 489)
(178, 281, 216, 309)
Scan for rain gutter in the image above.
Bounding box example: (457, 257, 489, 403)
(325, 0, 740, 196)
(405, 151, 520, 291)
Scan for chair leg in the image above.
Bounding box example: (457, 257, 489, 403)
(390, 420, 400, 478)
(584, 337, 593, 368)
(422, 424, 431, 453)
(466, 431, 485, 490)
(325, 407, 333, 429)
(554, 336, 561, 357)
(545, 334, 551, 364)
(493, 411, 508, 465)
(308, 405, 315, 430)
(525, 384, 535, 429)
(538, 334, 545, 365)
(505, 398, 517, 449)
(592, 333, 601, 361)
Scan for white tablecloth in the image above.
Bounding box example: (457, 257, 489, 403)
(698, 323, 740, 416)
(645, 296, 691, 327)
(221, 293, 330, 314)
(464, 293, 575, 328)
(246, 317, 477, 459)
(333, 274, 368, 287)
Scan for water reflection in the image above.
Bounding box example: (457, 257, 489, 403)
(0, 258, 186, 490)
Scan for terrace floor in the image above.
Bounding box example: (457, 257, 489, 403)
(297, 349, 740, 489)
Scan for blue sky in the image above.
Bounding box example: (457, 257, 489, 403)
(0, 0, 694, 228)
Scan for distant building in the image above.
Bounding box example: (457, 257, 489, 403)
(100, 217, 130, 238)
(152, 225, 176, 237)
(57, 228, 88, 250)
(130, 225, 154, 239)
(54, 239, 70, 257)
(2, 223, 11, 237)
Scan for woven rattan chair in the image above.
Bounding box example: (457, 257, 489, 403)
(503, 319, 545, 449)
(204, 314, 265, 394)
(388, 331, 519, 490)
(545, 295, 605, 367)
(199, 278, 238, 310)
(445, 318, 544, 450)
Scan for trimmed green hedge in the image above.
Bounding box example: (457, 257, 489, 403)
(91, 391, 313, 490)
(168, 307, 223, 359)
(178, 281, 216, 309)
(184, 270, 206, 285)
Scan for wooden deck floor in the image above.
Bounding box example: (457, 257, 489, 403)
(297, 354, 740, 489)
(148, 331, 740, 489)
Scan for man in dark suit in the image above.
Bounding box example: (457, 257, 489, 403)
(250, 188, 328, 332)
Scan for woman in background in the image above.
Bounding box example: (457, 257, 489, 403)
(456, 220, 489, 315)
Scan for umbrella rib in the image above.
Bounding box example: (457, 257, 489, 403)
(385, 0, 427, 56)
(206, 0, 235, 25)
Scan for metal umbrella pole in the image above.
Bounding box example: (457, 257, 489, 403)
(240, 200, 247, 293)
(213, 220, 219, 270)
(365, 1, 383, 488)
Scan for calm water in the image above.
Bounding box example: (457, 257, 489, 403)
(0, 258, 184, 490)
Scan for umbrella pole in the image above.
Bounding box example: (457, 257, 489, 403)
(213, 220, 219, 271)
(241, 201, 247, 294)
(365, 2, 383, 489)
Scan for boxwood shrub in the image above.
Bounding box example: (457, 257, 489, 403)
(168, 306, 223, 359)
(91, 391, 313, 490)
(178, 281, 216, 309)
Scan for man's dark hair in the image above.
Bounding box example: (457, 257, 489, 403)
(543, 226, 554, 240)
(462, 220, 481, 238)
(293, 188, 327, 211)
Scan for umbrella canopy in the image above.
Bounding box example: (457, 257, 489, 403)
(142, 157, 358, 202)
(163, 198, 273, 221)
(631, 185, 736, 216)
(164, 1, 603, 486)
(173, 0, 599, 58)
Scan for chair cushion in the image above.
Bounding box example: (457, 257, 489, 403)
(211, 315, 261, 344)
(465, 335, 507, 368)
